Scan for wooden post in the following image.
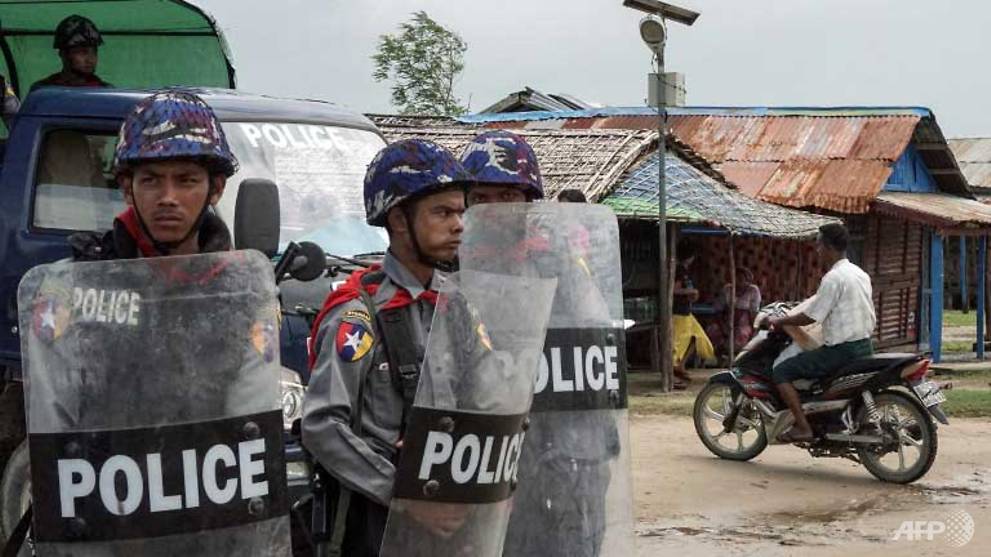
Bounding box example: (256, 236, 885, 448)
(977, 236, 986, 360)
(961, 236, 969, 313)
(931, 232, 944, 363)
(728, 235, 736, 364)
(795, 241, 804, 301)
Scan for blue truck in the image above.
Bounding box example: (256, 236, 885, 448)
(0, 86, 388, 539)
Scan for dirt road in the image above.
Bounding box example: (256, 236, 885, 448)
(631, 415, 991, 556)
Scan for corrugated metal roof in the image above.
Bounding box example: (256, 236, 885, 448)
(478, 87, 596, 114)
(604, 152, 839, 238)
(948, 138, 991, 189)
(461, 106, 971, 213)
(459, 105, 934, 124)
(874, 192, 991, 231)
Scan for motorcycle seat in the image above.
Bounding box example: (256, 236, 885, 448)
(830, 353, 920, 379)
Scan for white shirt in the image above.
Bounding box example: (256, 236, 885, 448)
(804, 259, 876, 346)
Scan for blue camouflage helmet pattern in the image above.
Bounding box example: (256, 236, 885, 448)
(113, 90, 238, 177)
(53, 15, 104, 50)
(363, 139, 471, 227)
(461, 130, 543, 199)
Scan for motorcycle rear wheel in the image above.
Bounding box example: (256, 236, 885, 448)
(856, 390, 938, 484)
(693, 383, 768, 461)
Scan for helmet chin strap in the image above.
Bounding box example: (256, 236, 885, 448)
(132, 191, 213, 256)
(402, 205, 458, 273)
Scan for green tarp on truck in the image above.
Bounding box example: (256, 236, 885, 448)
(0, 0, 235, 96)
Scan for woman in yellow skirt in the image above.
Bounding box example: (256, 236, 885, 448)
(672, 242, 715, 388)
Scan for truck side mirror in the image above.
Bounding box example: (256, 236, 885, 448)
(234, 178, 280, 257)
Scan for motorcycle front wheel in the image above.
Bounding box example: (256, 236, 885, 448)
(856, 390, 938, 484)
(693, 383, 768, 461)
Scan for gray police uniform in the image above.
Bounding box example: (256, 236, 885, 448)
(302, 252, 439, 556)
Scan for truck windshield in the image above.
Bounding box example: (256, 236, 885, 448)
(30, 122, 387, 258)
(218, 122, 388, 257)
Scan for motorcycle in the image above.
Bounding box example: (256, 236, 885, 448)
(692, 300, 947, 484)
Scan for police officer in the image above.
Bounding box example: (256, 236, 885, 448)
(70, 89, 236, 260)
(31, 15, 112, 92)
(302, 139, 470, 556)
(63, 89, 252, 423)
(4, 90, 282, 555)
(461, 130, 618, 557)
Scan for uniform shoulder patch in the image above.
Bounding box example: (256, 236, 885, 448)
(336, 321, 374, 362)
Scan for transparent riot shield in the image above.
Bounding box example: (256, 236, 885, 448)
(378, 268, 558, 557)
(17, 251, 290, 556)
(460, 203, 635, 557)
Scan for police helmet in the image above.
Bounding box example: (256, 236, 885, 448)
(460, 130, 543, 200)
(53, 15, 104, 50)
(364, 139, 471, 227)
(113, 90, 238, 177)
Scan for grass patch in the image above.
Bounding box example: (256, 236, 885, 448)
(628, 372, 698, 416)
(943, 389, 991, 418)
(942, 340, 975, 354)
(629, 392, 696, 416)
(944, 310, 977, 328)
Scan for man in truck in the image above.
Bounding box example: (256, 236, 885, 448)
(31, 15, 113, 92)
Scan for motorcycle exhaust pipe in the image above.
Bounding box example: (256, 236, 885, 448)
(824, 433, 885, 444)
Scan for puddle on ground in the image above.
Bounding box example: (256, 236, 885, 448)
(912, 468, 991, 505)
(638, 469, 991, 549)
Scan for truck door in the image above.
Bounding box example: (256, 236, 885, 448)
(0, 122, 121, 374)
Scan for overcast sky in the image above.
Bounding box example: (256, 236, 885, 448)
(196, 0, 990, 138)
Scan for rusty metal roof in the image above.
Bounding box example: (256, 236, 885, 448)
(461, 107, 971, 214)
(873, 192, 991, 232)
(948, 138, 991, 190)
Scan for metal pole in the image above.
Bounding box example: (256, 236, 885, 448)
(656, 46, 672, 391)
(931, 232, 944, 363)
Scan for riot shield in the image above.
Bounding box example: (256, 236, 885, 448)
(460, 203, 635, 557)
(17, 251, 290, 556)
(378, 268, 558, 557)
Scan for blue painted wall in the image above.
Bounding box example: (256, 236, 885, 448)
(884, 144, 938, 193)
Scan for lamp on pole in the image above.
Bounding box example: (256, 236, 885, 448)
(623, 0, 698, 391)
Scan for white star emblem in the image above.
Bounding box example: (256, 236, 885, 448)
(344, 330, 363, 351)
(41, 304, 56, 331)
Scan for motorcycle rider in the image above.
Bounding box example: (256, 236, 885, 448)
(766, 222, 876, 443)
(461, 130, 618, 557)
(302, 139, 470, 556)
(70, 89, 236, 260)
(31, 15, 112, 92)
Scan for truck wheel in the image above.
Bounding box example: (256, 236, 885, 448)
(0, 441, 30, 544)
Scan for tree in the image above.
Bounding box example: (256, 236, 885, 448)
(372, 11, 468, 116)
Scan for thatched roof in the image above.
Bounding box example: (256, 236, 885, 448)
(370, 115, 657, 202)
(368, 115, 836, 238)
